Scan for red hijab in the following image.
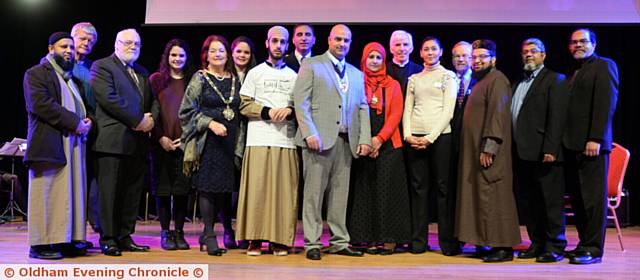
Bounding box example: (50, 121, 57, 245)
(360, 42, 394, 115)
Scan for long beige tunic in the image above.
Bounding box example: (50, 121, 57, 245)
(28, 73, 87, 246)
(455, 69, 521, 247)
(235, 63, 299, 246)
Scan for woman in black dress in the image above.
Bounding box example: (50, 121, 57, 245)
(149, 38, 194, 250)
(180, 35, 240, 256)
(347, 42, 411, 255)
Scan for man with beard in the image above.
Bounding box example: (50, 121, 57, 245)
(71, 22, 101, 235)
(90, 28, 159, 256)
(455, 39, 520, 263)
(23, 32, 92, 259)
(236, 26, 299, 256)
(386, 30, 423, 96)
(511, 38, 569, 263)
(284, 23, 315, 72)
(294, 24, 371, 260)
(563, 28, 618, 265)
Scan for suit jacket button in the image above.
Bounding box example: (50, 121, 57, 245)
(338, 105, 341, 108)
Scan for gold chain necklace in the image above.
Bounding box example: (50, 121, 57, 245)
(200, 70, 236, 121)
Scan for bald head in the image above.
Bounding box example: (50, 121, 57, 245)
(328, 24, 352, 60)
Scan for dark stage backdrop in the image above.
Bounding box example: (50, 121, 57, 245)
(2, 1, 638, 224)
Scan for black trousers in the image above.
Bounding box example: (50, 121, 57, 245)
(86, 150, 101, 230)
(406, 134, 458, 251)
(514, 156, 567, 254)
(564, 148, 609, 257)
(96, 152, 146, 245)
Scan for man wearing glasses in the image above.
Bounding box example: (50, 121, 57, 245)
(455, 39, 520, 263)
(90, 28, 159, 256)
(511, 38, 569, 263)
(563, 28, 619, 265)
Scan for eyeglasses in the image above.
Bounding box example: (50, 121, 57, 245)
(118, 40, 142, 48)
(570, 39, 591, 46)
(472, 54, 492, 60)
(453, 54, 471, 59)
(521, 49, 542, 55)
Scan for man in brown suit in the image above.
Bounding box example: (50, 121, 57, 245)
(455, 39, 520, 263)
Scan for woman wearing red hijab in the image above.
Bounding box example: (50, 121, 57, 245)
(347, 42, 411, 255)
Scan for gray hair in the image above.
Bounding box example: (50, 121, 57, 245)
(71, 22, 98, 41)
(452, 41, 472, 52)
(522, 38, 545, 53)
(389, 30, 413, 48)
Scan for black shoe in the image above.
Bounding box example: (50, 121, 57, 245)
(482, 248, 513, 263)
(223, 230, 238, 249)
(569, 251, 602, 265)
(29, 245, 63, 260)
(329, 247, 364, 257)
(237, 240, 250, 249)
(53, 242, 87, 257)
(473, 245, 491, 258)
(442, 248, 462, 256)
(161, 230, 177, 250)
(536, 251, 564, 263)
(365, 247, 380, 255)
(517, 246, 542, 259)
(174, 229, 190, 250)
(409, 244, 429, 254)
(101, 244, 122, 257)
(564, 248, 583, 259)
(306, 248, 321, 260)
(118, 238, 150, 252)
(199, 234, 224, 256)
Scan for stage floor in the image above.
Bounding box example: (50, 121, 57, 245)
(0, 221, 638, 279)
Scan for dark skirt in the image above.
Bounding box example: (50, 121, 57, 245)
(192, 131, 236, 193)
(347, 112, 411, 244)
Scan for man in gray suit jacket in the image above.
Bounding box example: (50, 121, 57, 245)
(293, 24, 371, 260)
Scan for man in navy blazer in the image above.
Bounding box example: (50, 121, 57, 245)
(90, 28, 159, 256)
(511, 38, 569, 263)
(563, 28, 619, 265)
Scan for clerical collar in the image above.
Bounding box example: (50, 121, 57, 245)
(265, 60, 286, 69)
(295, 50, 311, 63)
(392, 59, 409, 68)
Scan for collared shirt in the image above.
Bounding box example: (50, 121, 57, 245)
(511, 65, 544, 131)
(327, 52, 349, 133)
(457, 68, 472, 95)
(392, 59, 409, 68)
(295, 50, 311, 65)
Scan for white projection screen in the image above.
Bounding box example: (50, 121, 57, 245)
(146, 0, 640, 24)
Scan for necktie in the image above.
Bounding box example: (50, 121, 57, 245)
(456, 77, 466, 107)
(127, 66, 141, 93)
(334, 62, 345, 79)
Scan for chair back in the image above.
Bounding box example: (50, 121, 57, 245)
(608, 143, 630, 207)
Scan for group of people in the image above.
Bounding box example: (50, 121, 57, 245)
(23, 21, 618, 266)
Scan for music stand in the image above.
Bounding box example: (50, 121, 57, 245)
(0, 138, 27, 221)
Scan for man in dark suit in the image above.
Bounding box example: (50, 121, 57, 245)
(90, 28, 159, 256)
(563, 28, 619, 265)
(511, 38, 569, 263)
(284, 23, 315, 72)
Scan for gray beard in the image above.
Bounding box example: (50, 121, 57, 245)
(523, 63, 541, 71)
